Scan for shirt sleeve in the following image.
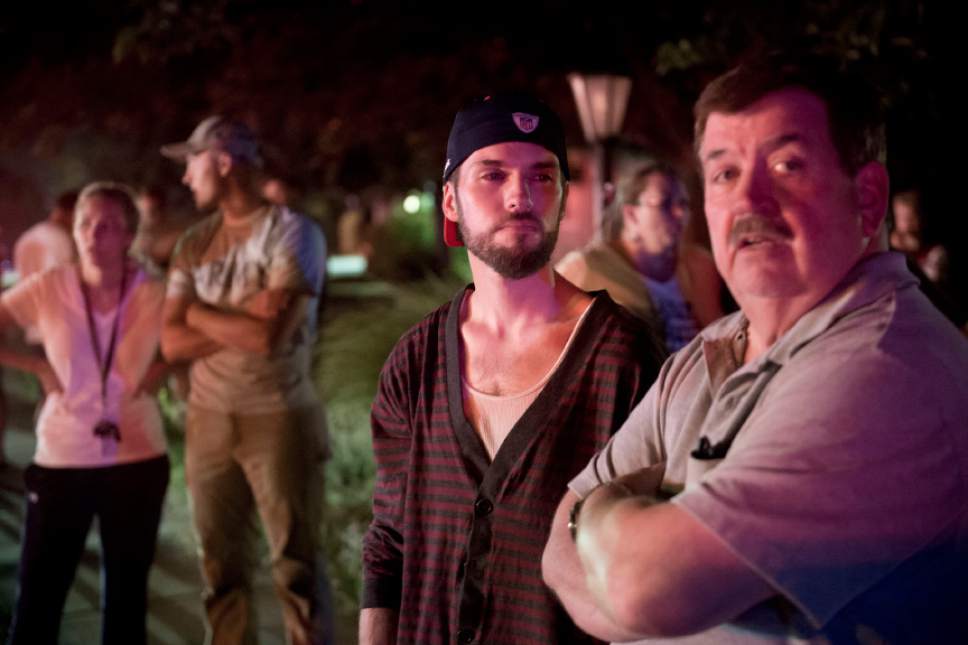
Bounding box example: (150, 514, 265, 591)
(673, 349, 963, 628)
(266, 212, 326, 296)
(361, 342, 412, 609)
(165, 231, 197, 301)
(1, 270, 44, 330)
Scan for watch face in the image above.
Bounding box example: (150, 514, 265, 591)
(568, 497, 584, 542)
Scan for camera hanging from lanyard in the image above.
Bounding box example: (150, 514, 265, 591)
(80, 268, 128, 449)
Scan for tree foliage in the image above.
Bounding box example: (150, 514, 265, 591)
(0, 1, 948, 234)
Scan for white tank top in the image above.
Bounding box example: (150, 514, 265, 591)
(463, 302, 593, 459)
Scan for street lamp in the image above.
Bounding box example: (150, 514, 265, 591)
(567, 72, 632, 239)
(567, 73, 632, 145)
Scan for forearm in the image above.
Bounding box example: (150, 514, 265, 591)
(358, 607, 398, 645)
(0, 342, 61, 394)
(186, 302, 275, 356)
(565, 462, 683, 636)
(573, 484, 765, 638)
(576, 484, 650, 614)
(137, 358, 173, 396)
(145, 358, 170, 379)
(160, 322, 222, 363)
(0, 344, 48, 376)
(543, 490, 644, 642)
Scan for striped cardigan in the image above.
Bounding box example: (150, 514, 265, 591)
(363, 287, 664, 644)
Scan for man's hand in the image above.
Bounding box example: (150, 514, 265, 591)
(606, 463, 667, 497)
(242, 289, 292, 320)
(359, 607, 398, 645)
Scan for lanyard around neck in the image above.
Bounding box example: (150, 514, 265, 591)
(79, 267, 129, 404)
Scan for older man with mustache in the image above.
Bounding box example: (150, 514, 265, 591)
(542, 54, 968, 644)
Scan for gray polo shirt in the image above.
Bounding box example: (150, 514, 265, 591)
(571, 251, 968, 644)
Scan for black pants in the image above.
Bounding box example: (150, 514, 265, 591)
(6, 455, 170, 645)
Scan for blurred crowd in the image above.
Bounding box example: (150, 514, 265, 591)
(0, 51, 965, 645)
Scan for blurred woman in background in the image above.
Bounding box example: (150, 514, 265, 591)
(0, 182, 169, 645)
(558, 161, 723, 352)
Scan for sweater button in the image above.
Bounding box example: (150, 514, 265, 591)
(474, 498, 493, 517)
(457, 628, 475, 643)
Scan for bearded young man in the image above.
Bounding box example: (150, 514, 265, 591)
(359, 94, 665, 645)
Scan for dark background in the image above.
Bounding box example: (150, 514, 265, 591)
(0, 4, 960, 638)
(0, 0, 959, 261)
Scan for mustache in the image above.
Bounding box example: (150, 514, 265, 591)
(728, 215, 793, 246)
(492, 211, 540, 229)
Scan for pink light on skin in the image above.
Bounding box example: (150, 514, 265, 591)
(73, 196, 134, 272)
(699, 88, 881, 306)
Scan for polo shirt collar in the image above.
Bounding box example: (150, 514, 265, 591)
(700, 251, 917, 378)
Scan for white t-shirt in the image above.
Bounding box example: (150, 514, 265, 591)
(1, 264, 167, 467)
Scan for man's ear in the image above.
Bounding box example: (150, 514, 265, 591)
(442, 181, 459, 224)
(621, 203, 639, 233)
(215, 151, 234, 178)
(854, 161, 889, 238)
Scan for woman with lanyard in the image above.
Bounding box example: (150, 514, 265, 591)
(0, 182, 170, 645)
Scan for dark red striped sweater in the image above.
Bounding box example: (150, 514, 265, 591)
(363, 287, 664, 644)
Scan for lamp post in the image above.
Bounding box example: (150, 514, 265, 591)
(567, 72, 632, 238)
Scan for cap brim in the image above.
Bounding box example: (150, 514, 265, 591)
(443, 216, 463, 247)
(160, 142, 195, 160)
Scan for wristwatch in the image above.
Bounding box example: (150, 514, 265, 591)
(567, 497, 585, 542)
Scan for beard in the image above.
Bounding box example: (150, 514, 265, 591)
(457, 202, 561, 280)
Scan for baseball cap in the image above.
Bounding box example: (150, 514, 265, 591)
(442, 93, 570, 247)
(160, 115, 263, 166)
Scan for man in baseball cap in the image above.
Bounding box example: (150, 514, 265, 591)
(160, 116, 331, 644)
(359, 93, 664, 644)
(440, 93, 570, 247)
(160, 115, 263, 166)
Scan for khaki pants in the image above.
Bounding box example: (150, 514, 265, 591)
(185, 404, 329, 645)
